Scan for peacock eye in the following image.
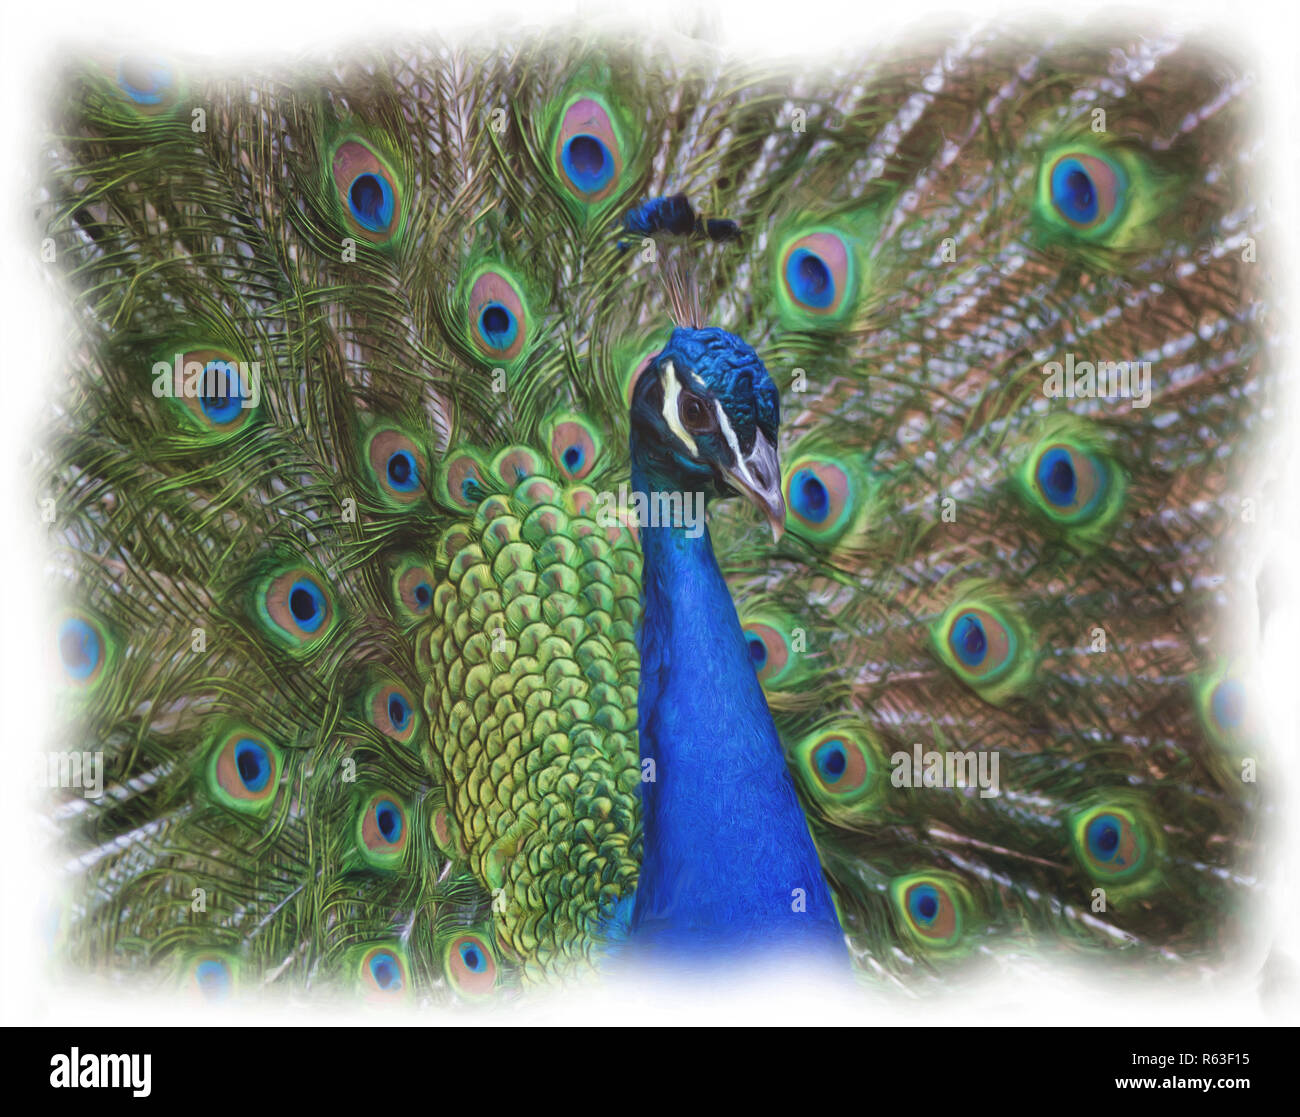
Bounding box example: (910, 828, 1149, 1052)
(679, 392, 715, 434)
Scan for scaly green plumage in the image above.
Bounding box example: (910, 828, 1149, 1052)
(422, 466, 643, 976)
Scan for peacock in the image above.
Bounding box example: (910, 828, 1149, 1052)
(34, 22, 1275, 1005)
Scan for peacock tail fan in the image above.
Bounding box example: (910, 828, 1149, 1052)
(35, 23, 1273, 1004)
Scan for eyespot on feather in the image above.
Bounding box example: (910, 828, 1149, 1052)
(931, 589, 1035, 705)
(165, 348, 258, 438)
(1032, 444, 1106, 520)
(358, 945, 410, 1000)
(391, 558, 435, 620)
(330, 138, 404, 244)
(184, 953, 238, 1001)
(207, 728, 282, 815)
(776, 229, 855, 321)
(356, 791, 408, 869)
(1210, 677, 1246, 733)
(1031, 141, 1153, 250)
(946, 608, 1014, 679)
(890, 874, 968, 950)
(254, 567, 337, 652)
(781, 452, 873, 545)
(442, 932, 498, 998)
(1014, 418, 1126, 546)
(1193, 664, 1258, 753)
(741, 621, 793, 686)
(56, 614, 109, 689)
(1046, 150, 1126, 234)
(1070, 803, 1154, 885)
(547, 416, 603, 481)
(552, 95, 626, 204)
(114, 55, 177, 111)
(366, 429, 427, 506)
(367, 680, 419, 746)
(792, 726, 883, 820)
(491, 445, 544, 487)
(467, 270, 528, 362)
(437, 449, 490, 510)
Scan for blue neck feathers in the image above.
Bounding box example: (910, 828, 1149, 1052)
(627, 447, 844, 965)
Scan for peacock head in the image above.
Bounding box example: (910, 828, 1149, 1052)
(630, 327, 785, 539)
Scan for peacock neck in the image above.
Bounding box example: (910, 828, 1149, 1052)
(627, 449, 844, 963)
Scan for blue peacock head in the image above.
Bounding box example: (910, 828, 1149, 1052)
(630, 327, 785, 538)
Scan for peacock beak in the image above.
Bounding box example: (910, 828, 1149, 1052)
(719, 429, 786, 542)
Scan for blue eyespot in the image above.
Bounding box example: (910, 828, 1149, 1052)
(814, 740, 848, 785)
(563, 444, 585, 473)
(59, 618, 101, 680)
(116, 57, 173, 105)
(1036, 447, 1077, 507)
(369, 951, 401, 990)
(1086, 815, 1121, 862)
(194, 959, 232, 999)
(478, 303, 518, 351)
(1050, 159, 1098, 226)
(386, 450, 419, 492)
(233, 738, 271, 793)
(791, 469, 830, 523)
(348, 173, 395, 232)
(287, 580, 326, 633)
(1044, 151, 1126, 236)
(387, 693, 411, 733)
(908, 884, 940, 925)
(747, 635, 768, 669)
(199, 361, 247, 424)
(952, 614, 987, 668)
(413, 583, 431, 610)
(784, 248, 834, 310)
(1211, 679, 1245, 730)
(561, 135, 614, 195)
(375, 799, 403, 844)
(459, 942, 487, 973)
